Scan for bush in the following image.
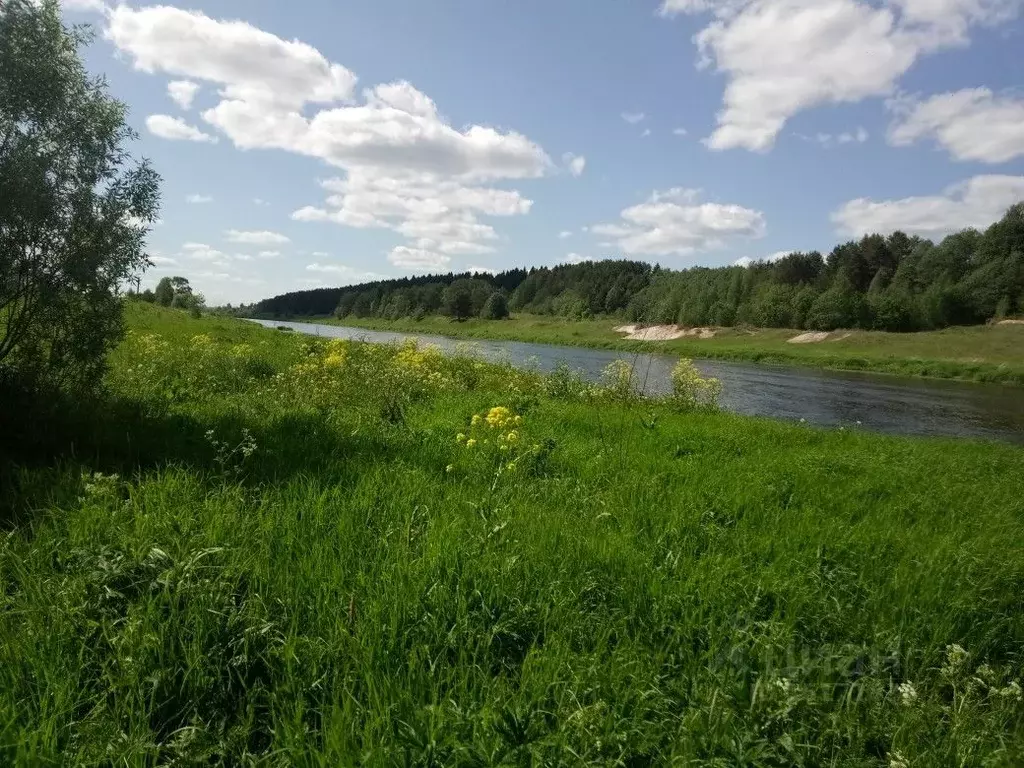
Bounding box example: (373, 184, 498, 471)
(670, 358, 721, 410)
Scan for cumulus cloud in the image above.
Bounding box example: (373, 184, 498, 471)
(662, 0, 1022, 152)
(185, 193, 212, 203)
(257, 250, 280, 258)
(887, 88, 1024, 163)
(292, 169, 531, 255)
(621, 112, 646, 124)
(832, 174, 1024, 237)
(224, 229, 290, 244)
(592, 188, 766, 256)
(106, 6, 568, 266)
(735, 249, 794, 266)
(387, 246, 451, 271)
(468, 265, 498, 275)
(167, 80, 200, 110)
(564, 253, 593, 264)
(558, 231, 573, 239)
(563, 153, 587, 177)
(673, 127, 689, 136)
(145, 114, 217, 143)
(107, 5, 357, 108)
(149, 255, 178, 266)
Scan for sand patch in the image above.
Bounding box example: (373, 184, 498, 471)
(788, 331, 830, 344)
(616, 324, 718, 341)
(997, 319, 1024, 325)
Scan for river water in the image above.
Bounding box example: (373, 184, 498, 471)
(249, 319, 1024, 444)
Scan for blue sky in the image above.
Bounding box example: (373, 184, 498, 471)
(63, 0, 1024, 304)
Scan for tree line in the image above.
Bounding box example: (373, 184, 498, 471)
(252, 204, 1024, 332)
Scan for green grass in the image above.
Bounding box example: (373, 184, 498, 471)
(2, 303, 1023, 765)
(311, 313, 1024, 385)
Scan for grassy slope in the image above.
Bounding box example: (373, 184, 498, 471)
(2, 303, 1023, 765)
(315, 313, 1024, 385)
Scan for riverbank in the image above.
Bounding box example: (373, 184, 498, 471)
(294, 313, 1024, 385)
(3, 304, 1024, 764)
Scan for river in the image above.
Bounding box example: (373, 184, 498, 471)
(249, 319, 1024, 444)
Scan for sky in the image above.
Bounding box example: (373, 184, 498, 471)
(61, 0, 1024, 305)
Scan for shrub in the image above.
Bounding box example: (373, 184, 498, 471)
(670, 358, 721, 410)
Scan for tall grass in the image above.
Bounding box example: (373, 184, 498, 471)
(1, 303, 1022, 765)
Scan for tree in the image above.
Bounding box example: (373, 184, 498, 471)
(480, 291, 510, 320)
(442, 280, 475, 320)
(154, 277, 174, 306)
(1, 0, 160, 394)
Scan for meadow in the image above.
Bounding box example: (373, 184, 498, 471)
(320, 313, 1024, 386)
(1, 303, 1023, 765)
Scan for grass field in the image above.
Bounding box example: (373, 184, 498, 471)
(312, 313, 1024, 386)
(2, 303, 1023, 765)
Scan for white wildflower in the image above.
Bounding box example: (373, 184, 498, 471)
(898, 681, 918, 705)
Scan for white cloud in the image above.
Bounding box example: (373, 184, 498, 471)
(105, 7, 557, 263)
(257, 250, 281, 258)
(185, 193, 212, 204)
(107, 5, 357, 108)
(564, 252, 593, 264)
(832, 174, 1024, 237)
(593, 187, 766, 256)
(667, 0, 1022, 152)
(673, 127, 689, 136)
(253, 198, 270, 206)
(563, 153, 587, 177)
(293, 169, 530, 255)
(641, 128, 653, 138)
(306, 262, 386, 281)
(558, 230, 574, 239)
(224, 229, 290, 244)
(167, 80, 200, 110)
(149, 255, 178, 266)
(387, 246, 451, 271)
(798, 127, 870, 147)
(311, 251, 330, 258)
(468, 265, 498, 274)
(182, 242, 229, 262)
(145, 114, 217, 143)
(735, 249, 794, 266)
(887, 88, 1024, 162)
(621, 112, 647, 124)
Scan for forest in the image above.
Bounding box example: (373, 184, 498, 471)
(251, 205, 1024, 333)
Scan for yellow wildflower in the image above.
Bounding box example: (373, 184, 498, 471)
(486, 406, 513, 429)
(456, 433, 467, 443)
(514, 415, 524, 426)
(507, 462, 517, 472)
(445, 464, 454, 473)
(466, 439, 477, 448)
(471, 414, 482, 427)
(505, 430, 520, 444)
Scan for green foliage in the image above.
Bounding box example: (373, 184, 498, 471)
(670, 357, 722, 410)
(255, 208, 1024, 334)
(2, 304, 1023, 764)
(0, 0, 160, 395)
(480, 291, 510, 320)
